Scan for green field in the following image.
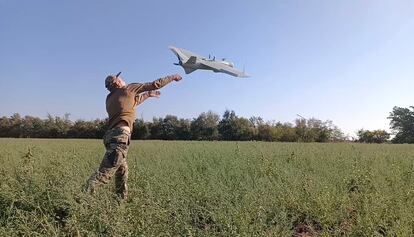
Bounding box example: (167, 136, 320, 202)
(1, 139, 414, 236)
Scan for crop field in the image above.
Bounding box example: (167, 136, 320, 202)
(1, 138, 414, 236)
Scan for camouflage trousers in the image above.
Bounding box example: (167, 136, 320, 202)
(86, 126, 131, 199)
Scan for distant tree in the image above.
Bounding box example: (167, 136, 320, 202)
(295, 118, 309, 142)
(295, 118, 345, 142)
(160, 115, 180, 140)
(357, 129, 390, 143)
(0, 116, 12, 137)
(329, 123, 347, 142)
(46, 114, 72, 138)
(218, 110, 255, 141)
(388, 106, 414, 143)
(248, 116, 263, 140)
(95, 119, 108, 138)
(190, 111, 220, 140)
(176, 118, 191, 140)
(295, 118, 318, 142)
(149, 117, 163, 139)
(67, 119, 106, 138)
(218, 110, 237, 140)
(308, 119, 330, 142)
(256, 122, 297, 142)
(316, 120, 346, 142)
(257, 124, 274, 141)
(149, 115, 188, 140)
(8, 113, 23, 138)
(21, 116, 45, 138)
(273, 122, 298, 142)
(132, 118, 150, 139)
(232, 117, 255, 141)
(249, 116, 265, 127)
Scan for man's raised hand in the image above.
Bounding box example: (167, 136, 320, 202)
(169, 74, 182, 82)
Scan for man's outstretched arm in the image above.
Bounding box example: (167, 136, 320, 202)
(129, 74, 182, 94)
(135, 90, 161, 106)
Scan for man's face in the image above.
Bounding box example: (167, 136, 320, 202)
(115, 77, 126, 88)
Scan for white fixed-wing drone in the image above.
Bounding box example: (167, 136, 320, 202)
(169, 46, 250, 78)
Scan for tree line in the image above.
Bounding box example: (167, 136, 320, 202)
(1, 106, 412, 143)
(0, 110, 345, 142)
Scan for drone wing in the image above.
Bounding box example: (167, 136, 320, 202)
(169, 46, 203, 62)
(200, 60, 250, 78)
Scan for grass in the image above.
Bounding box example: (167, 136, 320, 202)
(1, 138, 414, 236)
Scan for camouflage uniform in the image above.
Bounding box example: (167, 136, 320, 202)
(86, 126, 131, 199)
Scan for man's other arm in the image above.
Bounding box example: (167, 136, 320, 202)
(135, 90, 161, 106)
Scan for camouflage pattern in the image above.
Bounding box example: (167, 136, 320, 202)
(86, 126, 131, 199)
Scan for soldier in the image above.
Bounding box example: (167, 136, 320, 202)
(86, 72, 182, 200)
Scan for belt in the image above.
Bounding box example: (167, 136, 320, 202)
(116, 126, 131, 133)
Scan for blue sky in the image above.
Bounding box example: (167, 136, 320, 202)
(1, 0, 413, 136)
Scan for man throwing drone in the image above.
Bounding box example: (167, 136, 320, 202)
(86, 72, 182, 200)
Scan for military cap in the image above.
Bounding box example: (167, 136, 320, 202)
(105, 72, 122, 89)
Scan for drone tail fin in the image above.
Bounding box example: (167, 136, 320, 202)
(184, 67, 196, 74)
(185, 56, 197, 65)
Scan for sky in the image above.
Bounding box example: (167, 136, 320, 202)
(1, 0, 413, 137)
